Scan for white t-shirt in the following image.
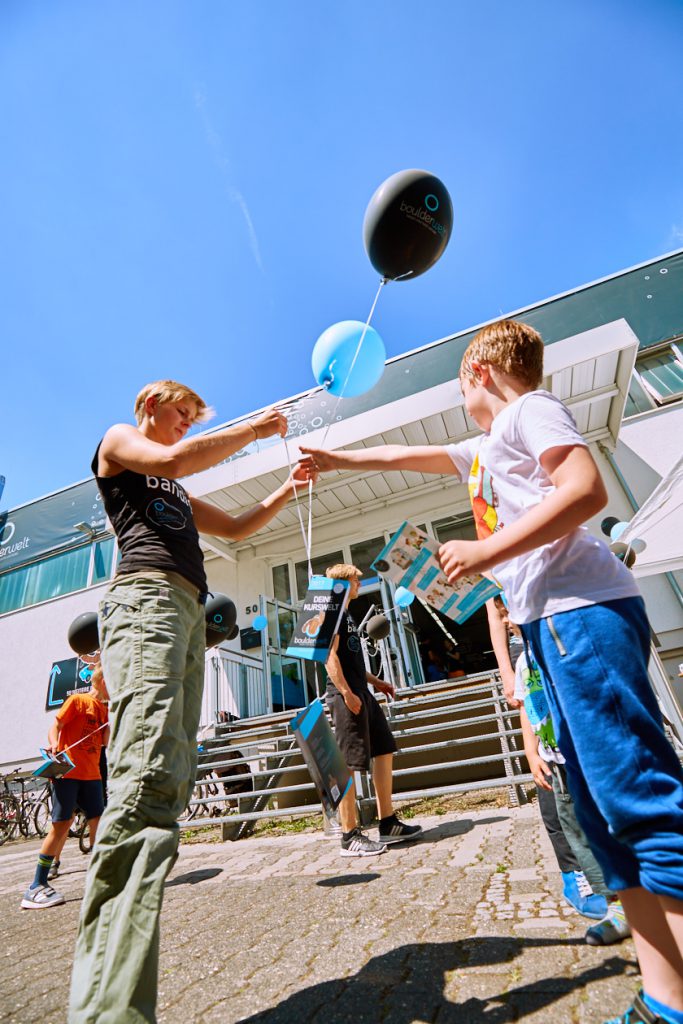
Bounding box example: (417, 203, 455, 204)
(446, 390, 639, 625)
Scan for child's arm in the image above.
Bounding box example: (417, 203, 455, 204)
(520, 709, 553, 791)
(299, 444, 458, 476)
(485, 599, 521, 708)
(439, 444, 608, 581)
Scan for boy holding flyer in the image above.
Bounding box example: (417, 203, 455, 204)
(302, 319, 683, 1024)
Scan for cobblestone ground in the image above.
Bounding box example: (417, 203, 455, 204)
(0, 805, 640, 1023)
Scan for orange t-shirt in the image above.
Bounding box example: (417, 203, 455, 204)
(56, 693, 108, 780)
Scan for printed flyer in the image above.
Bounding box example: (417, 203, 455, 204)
(372, 521, 500, 623)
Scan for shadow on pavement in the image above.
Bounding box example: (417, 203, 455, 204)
(414, 815, 509, 844)
(238, 937, 637, 1023)
(316, 873, 382, 888)
(166, 868, 223, 887)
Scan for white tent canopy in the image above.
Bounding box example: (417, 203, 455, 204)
(621, 453, 683, 577)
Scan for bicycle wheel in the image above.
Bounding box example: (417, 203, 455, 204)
(78, 818, 93, 855)
(0, 795, 21, 845)
(33, 797, 52, 838)
(18, 799, 33, 838)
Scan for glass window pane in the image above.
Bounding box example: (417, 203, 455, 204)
(637, 350, 683, 402)
(349, 536, 386, 580)
(0, 545, 90, 614)
(625, 374, 654, 417)
(294, 550, 344, 601)
(272, 564, 292, 604)
(91, 537, 115, 585)
(432, 515, 477, 544)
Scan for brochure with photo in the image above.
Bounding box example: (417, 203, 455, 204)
(33, 748, 75, 779)
(290, 699, 352, 814)
(372, 521, 500, 623)
(285, 575, 351, 663)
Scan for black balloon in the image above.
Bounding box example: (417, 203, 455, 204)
(366, 613, 391, 642)
(68, 612, 100, 656)
(363, 169, 453, 281)
(601, 516, 620, 537)
(204, 593, 238, 648)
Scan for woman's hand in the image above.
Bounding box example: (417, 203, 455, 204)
(251, 408, 288, 440)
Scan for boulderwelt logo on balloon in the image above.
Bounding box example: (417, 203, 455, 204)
(399, 193, 447, 237)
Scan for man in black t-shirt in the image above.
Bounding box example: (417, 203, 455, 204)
(69, 380, 315, 1024)
(325, 564, 423, 857)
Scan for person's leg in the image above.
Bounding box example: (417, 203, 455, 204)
(68, 577, 205, 1024)
(366, 698, 421, 844)
(524, 598, 683, 1015)
(535, 779, 580, 873)
(371, 754, 393, 819)
(338, 779, 359, 833)
(550, 764, 610, 896)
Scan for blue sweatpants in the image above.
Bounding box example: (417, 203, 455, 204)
(522, 596, 683, 899)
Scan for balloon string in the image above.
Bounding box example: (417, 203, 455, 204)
(282, 436, 313, 580)
(317, 277, 387, 452)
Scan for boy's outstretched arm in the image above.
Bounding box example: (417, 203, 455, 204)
(299, 444, 457, 476)
(190, 464, 317, 542)
(439, 444, 608, 582)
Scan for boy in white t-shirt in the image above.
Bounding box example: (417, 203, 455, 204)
(301, 319, 683, 1024)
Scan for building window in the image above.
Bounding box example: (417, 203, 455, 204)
(625, 340, 683, 417)
(0, 535, 117, 616)
(432, 514, 476, 544)
(272, 563, 292, 605)
(294, 550, 344, 602)
(349, 536, 386, 580)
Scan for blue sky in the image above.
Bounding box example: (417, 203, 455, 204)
(2, 0, 683, 511)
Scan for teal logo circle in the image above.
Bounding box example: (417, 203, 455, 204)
(425, 194, 439, 212)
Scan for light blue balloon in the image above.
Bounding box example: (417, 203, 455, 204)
(610, 521, 630, 541)
(253, 615, 268, 630)
(395, 586, 415, 608)
(630, 537, 647, 554)
(312, 320, 386, 398)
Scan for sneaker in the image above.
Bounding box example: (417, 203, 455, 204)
(20, 884, 65, 910)
(586, 900, 631, 946)
(378, 815, 423, 845)
(47, 859, 60, 881)
(603, 990, 662, 1023)
(340, 828, 387, 857)
(561, 870, 608, 920)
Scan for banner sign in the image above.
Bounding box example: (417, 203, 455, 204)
(290, 699, 352, 814)
(46, 658, 93, 711)
(0, 478, 106, 574)
(372, 521, 500, 623)
(285, 576, 350, 662)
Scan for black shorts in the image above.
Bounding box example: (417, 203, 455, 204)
(51, 778, 105, 822)
(327, 688, 397, 771)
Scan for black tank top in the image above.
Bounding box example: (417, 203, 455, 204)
(92, 443, 207, 595)
(327, 612, 368, 695)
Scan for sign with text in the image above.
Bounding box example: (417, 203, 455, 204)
(46, 658, 92, 711)
(290, 699, 352, 814)
(0, 478, 106, 574)
(285, 576, 350, 663)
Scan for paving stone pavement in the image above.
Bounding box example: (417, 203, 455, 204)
(0, 804, 641, 1023)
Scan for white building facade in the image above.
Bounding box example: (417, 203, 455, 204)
(2, 251, 682, 768)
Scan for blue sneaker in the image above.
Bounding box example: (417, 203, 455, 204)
(561, 870, 608, 920)
(604, 990, 663, 1023)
